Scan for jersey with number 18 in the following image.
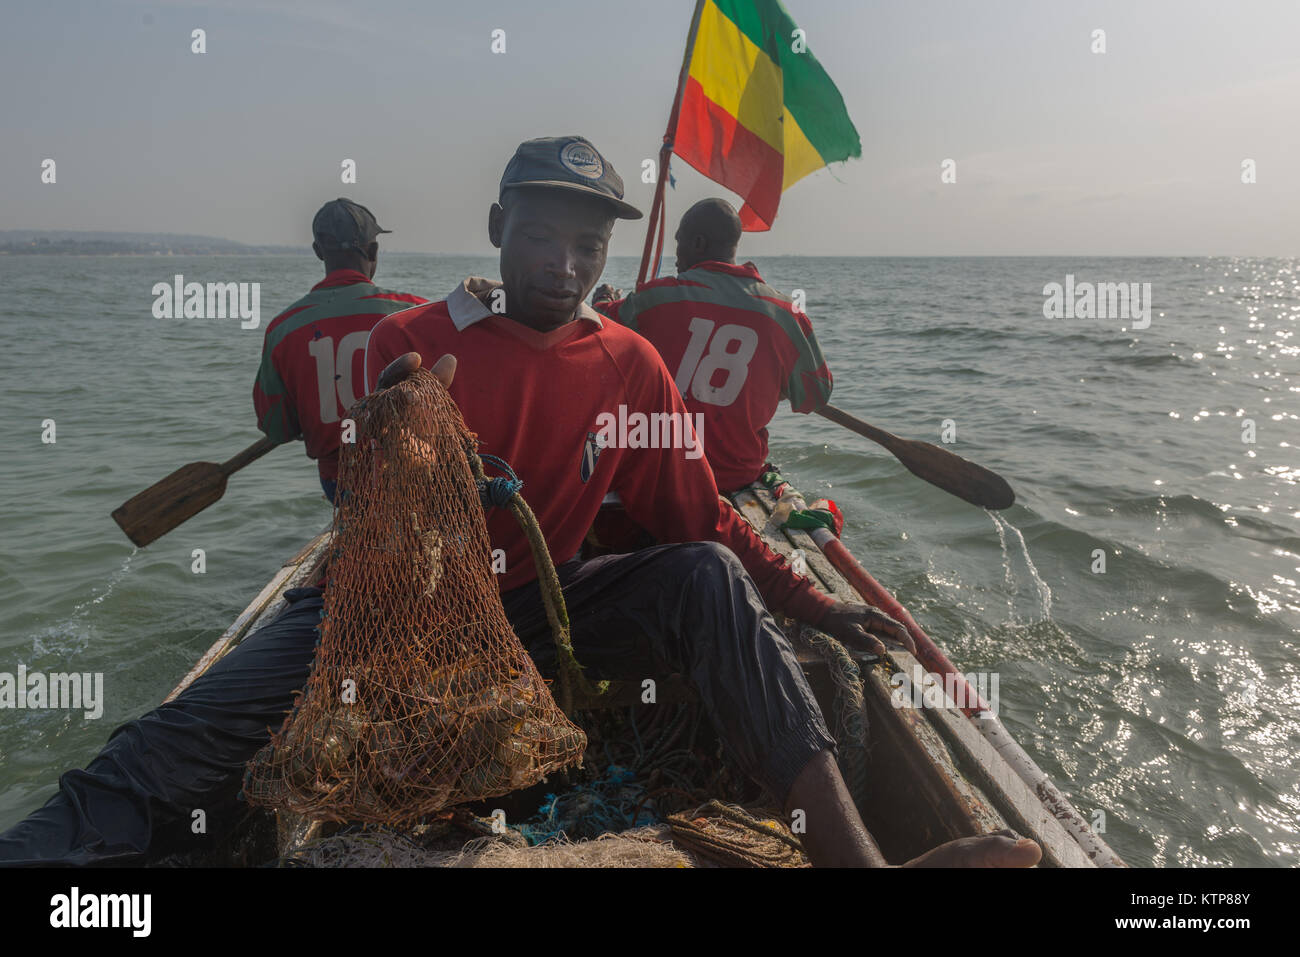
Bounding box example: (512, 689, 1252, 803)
(599, 261, 833, 492)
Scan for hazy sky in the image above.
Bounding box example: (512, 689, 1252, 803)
(4, 0, 1300, 256)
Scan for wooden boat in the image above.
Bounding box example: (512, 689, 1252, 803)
(166, 483, 1125, 868)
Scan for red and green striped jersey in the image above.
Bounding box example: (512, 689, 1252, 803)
(600, 261, 832, 492)
(253, 269, 426, 483)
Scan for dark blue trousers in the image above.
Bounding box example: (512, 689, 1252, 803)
(0, 543, 833, 866)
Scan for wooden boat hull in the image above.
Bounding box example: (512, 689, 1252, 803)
(166, 485, 1122, 867)
(729, 483, 1117, 866)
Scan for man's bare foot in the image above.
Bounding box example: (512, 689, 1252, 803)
(902, 829, 1042, 868)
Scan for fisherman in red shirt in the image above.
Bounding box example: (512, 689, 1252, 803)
(593, 198, 831, 493)
(253, 199, 426, 501)
(364, 136, 1040, 869)
(0, 142, 1038, 870)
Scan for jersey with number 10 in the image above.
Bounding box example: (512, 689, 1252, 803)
(253, 269, 426, 483)
(601, 261, 833, 492)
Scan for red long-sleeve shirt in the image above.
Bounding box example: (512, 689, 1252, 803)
(364, 278, 835, 625)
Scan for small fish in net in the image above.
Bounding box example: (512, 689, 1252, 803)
(244, 368, 586, 825)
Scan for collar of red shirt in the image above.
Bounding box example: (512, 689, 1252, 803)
(446, 277, 605, 332)
(312, 268, 372, 291)
(685, 260, 763, 281)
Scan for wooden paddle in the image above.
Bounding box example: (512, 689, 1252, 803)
(815, 404, 1015, 510)
(111, 437, 278, 547)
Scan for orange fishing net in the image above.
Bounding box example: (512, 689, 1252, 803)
(244, 369, 586, 825)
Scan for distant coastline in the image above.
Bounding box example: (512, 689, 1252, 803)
(0, 234, 1263, 258)
(0, 230, 300, 256)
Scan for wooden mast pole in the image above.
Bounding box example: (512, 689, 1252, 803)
(637, 0, 706, 286)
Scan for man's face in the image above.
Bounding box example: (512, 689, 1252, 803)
(490, 189, 615, 330)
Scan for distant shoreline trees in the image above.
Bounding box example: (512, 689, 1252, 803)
(0, 233, 301, 256)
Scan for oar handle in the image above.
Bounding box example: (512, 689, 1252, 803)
(815, 404, 898, 449)
(221, 436, 278, 476)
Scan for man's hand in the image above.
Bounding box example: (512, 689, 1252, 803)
(818, 601, 916, 657)
(377, 351, 457, 390)
(592, 283, 621, 305)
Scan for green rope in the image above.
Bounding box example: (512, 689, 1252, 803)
(466, 441, 608, 714)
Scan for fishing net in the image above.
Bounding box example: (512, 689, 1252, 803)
(244, 368, 587, 825)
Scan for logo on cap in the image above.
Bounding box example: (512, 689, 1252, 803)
(559, 141, 604, 180)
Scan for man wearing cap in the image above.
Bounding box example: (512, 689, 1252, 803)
(363, 136, 1041, 869)
(592, 198, 833, 493)
(254, 198, 427, 501)
(0, 142, 1036, 869)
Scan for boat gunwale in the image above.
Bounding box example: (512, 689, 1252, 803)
(163, 530, 332, 703)
(731, 483, 1122, 867)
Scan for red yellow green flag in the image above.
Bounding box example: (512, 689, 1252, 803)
(672, 0, 862, 231)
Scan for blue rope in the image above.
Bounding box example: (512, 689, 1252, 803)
(475, 453, 523, 509)
(514, 765, 654, 845)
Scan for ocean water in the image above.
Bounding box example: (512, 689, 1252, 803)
(0, 253, 1296, 867)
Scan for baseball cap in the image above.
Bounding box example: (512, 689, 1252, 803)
(312, 198, 391, 251)
(499, 136, 643, 220)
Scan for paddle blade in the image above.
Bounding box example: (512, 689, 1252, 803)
(893, 438, 1015, 510)
(111, 462, 229, 547)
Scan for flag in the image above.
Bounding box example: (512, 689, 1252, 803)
(672, 0, 861, 231)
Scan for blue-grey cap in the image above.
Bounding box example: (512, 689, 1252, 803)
(312, 198, 391, 251)
(499, 136, 642, 220)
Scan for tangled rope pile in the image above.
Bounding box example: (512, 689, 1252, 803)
(667, 800, 809, 868)
(280, 825, 690, 869)
(505, 699, 760, 845)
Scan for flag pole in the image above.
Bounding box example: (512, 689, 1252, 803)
(637, 0, 705, 287)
